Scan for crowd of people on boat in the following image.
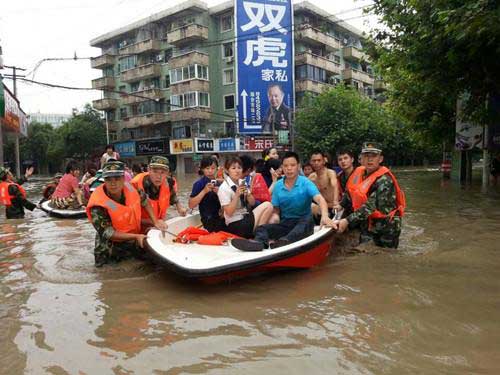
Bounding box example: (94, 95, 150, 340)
(0, 141, 405, 266)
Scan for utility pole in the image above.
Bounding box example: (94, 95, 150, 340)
(3, 65, 26, 178)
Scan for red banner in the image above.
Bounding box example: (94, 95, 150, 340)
(243, 136, 274, 151)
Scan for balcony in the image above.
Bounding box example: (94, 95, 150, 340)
(170, 107, 211, 122)
(92, 98, 119, 110)
(167, 24, 209, 46)
(295, 25, 340, 52)
(122, 88, 164, 105)
(295, 79, 334, 94)
(107, 120, 119, 132)
(295, 52, 340, 74)
(169, 51, 209, 69)
(119, 39, 161, 55)
(121, 63, 161, 83)
(92, 76, 115, 90)
(122, 113, 170, 129)
(91, 54, 115, 69)
(342, 46, 368, 62)
(342, 67, 374, 85)
(171, 80, 209, 95)
(374, 79, 387, 92)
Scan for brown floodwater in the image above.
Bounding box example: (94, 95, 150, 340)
(1, 170, 500, 374)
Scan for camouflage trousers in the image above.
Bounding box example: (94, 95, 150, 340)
(93, 234, 146, 267)
(359, 217, 402, 249)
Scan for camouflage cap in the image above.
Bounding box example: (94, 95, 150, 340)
(0, 167, 9, 179)
(149, 156, 169, 170)
(54, 173, 64, 179)
(102, 161, 125, 178)
(361, 142, 383, 154)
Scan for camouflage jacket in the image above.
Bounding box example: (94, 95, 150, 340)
(138, 175, 178, 206)
(341, 172, 402, 234)
(89, 188, 149, 266)
(5, 176, 36, 219)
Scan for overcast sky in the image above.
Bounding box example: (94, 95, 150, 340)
(1, 0, 377, 115)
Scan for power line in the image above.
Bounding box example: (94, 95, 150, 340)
(3, 76, 265, 124)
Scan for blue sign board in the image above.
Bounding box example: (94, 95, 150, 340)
(114, 140, 136, 157)
(219, 138, 237, 152)
(235, 0, 294, 138)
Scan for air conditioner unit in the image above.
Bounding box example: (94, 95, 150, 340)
(156, 55, 163, 62)
(226, 56, 234, 63)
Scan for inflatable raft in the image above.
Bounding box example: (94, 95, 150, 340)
(146, 213, 335, 283)
(39, 200, 87, 219)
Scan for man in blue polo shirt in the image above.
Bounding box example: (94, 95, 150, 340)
(232, 151, 334, 251)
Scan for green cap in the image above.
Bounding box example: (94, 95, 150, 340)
(361, 142, 382, 154)
(0, 167, 9, 179)
(149, 156, 169, 170)
(102, 161, 125, 178)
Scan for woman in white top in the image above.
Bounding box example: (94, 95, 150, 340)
(100, 144, 120, 168)
(218, 157, 273, 239)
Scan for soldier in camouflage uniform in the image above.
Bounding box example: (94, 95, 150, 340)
(87, 161, 167, 267)
(0, 166, 37, 219)
(334, 142, 404, 249)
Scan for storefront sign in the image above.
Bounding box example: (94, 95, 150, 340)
(235, 0, 294, 135)
(170, 138, 194, 154)
(195, 138, 215, 153)
(136, 138, 168, 156)
(1, 85, 26, 136)
(114, 140, 136, 157)
(218, 138, 238, 152)
(243, 136, 274, 151)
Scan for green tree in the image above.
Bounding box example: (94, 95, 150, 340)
(20, 121, 55, 174)
(57, 104, 107, 160)
(295, 86, 438, 165)
(366, 0, 500, 141)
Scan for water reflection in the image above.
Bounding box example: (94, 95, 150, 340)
(1, 172, 500, 374)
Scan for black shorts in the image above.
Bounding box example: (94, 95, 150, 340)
(227, 213, 255, 239)
(202, 216, 227, 233)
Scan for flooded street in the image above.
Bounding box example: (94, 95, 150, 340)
(1, 171, 500, 374)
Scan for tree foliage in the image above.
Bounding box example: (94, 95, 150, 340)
(365, 0, 500, 141)
(17, 104, 106, 173)
(295, 86, 439, 164)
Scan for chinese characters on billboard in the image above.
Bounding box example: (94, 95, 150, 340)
(235, 0, 294, 148)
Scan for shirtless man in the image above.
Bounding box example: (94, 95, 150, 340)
(308, 151, 340, 222)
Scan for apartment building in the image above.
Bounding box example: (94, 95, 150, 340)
(90, 0, 382, 173)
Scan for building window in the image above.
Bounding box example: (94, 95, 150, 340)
(220, 14, 232, 32)
(120, 107, 128, 119)
(170, 92, 210, 110)
(224, 94, 235, 110)
(164, 74, 170, 88)
(295, 64, 327, 83)
(223, 68, 234, 85)
(224, 120, 236, 137)
(173, 126, 191, 139)
(199, 92, 210, 107)
(118, 85, 126, 94)
(169, 64, 209, 84)
(222, 42, 234, 58)
(118, 55, 137, 72)
(130, 82, 140, 92)
(164, 49, 173, 62)
(109, 132, 117, 142)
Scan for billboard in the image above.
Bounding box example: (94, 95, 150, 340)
(455, 98, 483, 151)
(235, 0, 294, 145)
(136, 138, 168, 156)
(114, 140, 136, 157)
(1, 84, 26, 136)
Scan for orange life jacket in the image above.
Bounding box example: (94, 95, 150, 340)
(131, 172, 170, 220)
(346, 166, 406, 223)
(0, 181, 26, 206)
(86, 182, 142, 236)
